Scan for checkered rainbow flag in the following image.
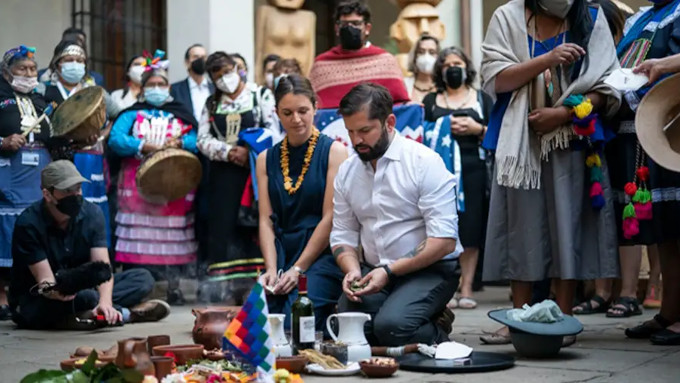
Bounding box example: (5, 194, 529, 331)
(222, 281, 276, 375)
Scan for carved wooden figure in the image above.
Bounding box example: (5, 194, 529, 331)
(390, 0, 446, 75)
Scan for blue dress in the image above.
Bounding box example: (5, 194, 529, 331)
(265, 133, 343, 335)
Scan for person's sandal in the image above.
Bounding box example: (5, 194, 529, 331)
(458, 297, 477, 309)
(0, 304, 11, 321)
(480, 328, 511, 345)
(606, 296, 642, 318)
(650, 326, 680, 345)
(626, 314, 672, 339)
(573, 295, 609, 315)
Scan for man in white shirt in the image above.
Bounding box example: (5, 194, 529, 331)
(170, 44, 214, 122)
(331, 83, 462, 347)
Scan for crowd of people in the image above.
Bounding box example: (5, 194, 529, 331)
(0, 0, 679, 348)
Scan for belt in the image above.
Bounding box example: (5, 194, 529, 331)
(619, 120, 636, 135)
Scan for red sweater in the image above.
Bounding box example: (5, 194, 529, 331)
(309, 45, 410, 109)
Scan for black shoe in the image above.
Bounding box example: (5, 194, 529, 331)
(0, 304, 11, 321)
(650, 329, 680, 345)
(166, 289, 185, 306)
(129, 299, 171, 323)
(625, 314, 670, 339)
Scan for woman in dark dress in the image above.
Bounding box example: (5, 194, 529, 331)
(258, 74, 346, 333)
(197, 52, 278, 303)
(0, 46, 52, 320)
(423, 47, 493, 310)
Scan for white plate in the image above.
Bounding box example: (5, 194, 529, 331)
(305, 362, 361, 376)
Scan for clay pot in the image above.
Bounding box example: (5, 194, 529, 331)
(191, 306, 239, 350)
(115, 337, 154, 377)
(147, 335, 171, 355)
(151, 356, 174, 380)
(152, 344, 204, 366)
(276, 356, 308, 374)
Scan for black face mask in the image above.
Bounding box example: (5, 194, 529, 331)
(354, 125, 390, 162)
(339, 25, 364, 50)
(55, 194, 83, 218)
(444, 66, 467, 89)
(191, 58, 206, 75)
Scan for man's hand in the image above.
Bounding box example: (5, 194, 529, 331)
(342, 269, 363, 302)
(1, 134, 26, 152)
(93, 302, 122, 325)
(353, 267, 389, 298)
(633, 55, 680, 84)
(228, 146, 249, 167)
(529, 107, 571, 135)
(273, 268, 299, 295)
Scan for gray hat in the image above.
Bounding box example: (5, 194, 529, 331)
(41, 160, 90, 190)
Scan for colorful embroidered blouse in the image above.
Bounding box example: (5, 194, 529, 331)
(109, 109, 197, 158)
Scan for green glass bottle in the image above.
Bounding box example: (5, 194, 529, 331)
(291, 274, 315, 353)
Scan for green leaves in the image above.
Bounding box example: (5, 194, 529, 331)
(20, 354, 144, 383)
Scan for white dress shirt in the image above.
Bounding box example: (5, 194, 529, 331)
(189, 76, 211, 122)
(331, 133, 463, 266)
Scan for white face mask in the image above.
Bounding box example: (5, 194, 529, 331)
(128, 65, 145, 85)
(415, 54, 436, 75)
(265, 72, 274, 88)
(538, 0, 575, 19)
(10, 75, 38, 94)
(216, 71, 241, 94)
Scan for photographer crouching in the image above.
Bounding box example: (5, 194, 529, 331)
(8, 160, 170, 329)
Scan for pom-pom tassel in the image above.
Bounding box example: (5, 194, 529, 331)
(624, 182, 638, 197)
(623, 202, 636, 219)
(635, 202, 653, 220)
(623, 217, 640, 239)
(591, 194, 606, 210)
(590, 167, 603, 183)
(586, 153, 602, 168)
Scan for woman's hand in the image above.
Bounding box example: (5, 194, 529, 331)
(1, 134, 26, 152)
(529, 106, 571, 135)
(228, 146, 249, 167)
(141, 143, 161, 155)
(547, 43, 586, 66)
(633, 55, 680, 84)
(260, 269, 278, 294)
(450, 116, 484, 136)
(273, 268, 299, 295)
(165, 137, 182, 149)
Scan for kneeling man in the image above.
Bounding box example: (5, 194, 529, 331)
(9, 160, 169, 329)
(331, 83, 462, 346)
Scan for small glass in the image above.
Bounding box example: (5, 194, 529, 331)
(314, 331, 324, 351)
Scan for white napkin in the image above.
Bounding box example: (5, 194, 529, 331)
(434, 341, 473, 360)
(604, 68, 649, 91)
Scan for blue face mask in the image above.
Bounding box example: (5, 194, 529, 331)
(144, 86, 170, 106)
(59, 61, 86, 84)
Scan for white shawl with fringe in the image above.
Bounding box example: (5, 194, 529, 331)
(481, 0, 621, 190)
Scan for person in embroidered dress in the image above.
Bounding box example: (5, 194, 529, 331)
(197, 52, 278, 304)
(257, 74, 346, 335)
(0, 45, 52, 321)
(308, 1, 409, 109)
(479, 0, 621, 345)
(108, 57, 199, 306)
(600, 0, 680, 346)
(423, 47, 493, 310)
(39, 40, 114, 249)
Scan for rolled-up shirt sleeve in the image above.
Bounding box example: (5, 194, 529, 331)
(330, 166, 361, 248)
(417, 152, 459, 240)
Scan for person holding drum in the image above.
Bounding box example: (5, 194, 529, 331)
(40, 39, 113, 248)
(108, 51, 199, 306)
(257, 74, 346, 334)
(0, 45, 52, 321)
(197, 52, 278, 303)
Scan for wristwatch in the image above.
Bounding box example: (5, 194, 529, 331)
(293, 266, 305, 274)
(381, 265, 394, 281)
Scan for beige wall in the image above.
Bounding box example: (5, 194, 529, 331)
(0, 0, 72, 69)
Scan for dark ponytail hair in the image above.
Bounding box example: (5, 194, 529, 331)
(205, 51, 237, 115)
(525, 0, 592, 49)
(274, 74, 317, 109)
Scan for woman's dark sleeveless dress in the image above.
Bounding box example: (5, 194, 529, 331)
(265, 133, 343, 334)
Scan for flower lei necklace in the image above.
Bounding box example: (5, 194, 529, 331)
(281, 127, 320, 195)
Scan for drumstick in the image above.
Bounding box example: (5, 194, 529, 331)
(22, 114, 47, 138)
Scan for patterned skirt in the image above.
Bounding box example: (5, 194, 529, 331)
(0, 146, 51, 268)
(115, 157, 197, 266)
(74, 149, 110, 247)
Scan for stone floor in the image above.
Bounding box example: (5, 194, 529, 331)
(0, 285, 677, 383)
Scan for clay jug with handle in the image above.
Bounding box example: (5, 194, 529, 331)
(192, 306, 240, 350)
(115, 337, 154, 377)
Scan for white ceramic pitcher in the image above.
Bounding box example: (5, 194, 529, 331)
(268, 314, 292, 357)
(326, 312, 372, 362)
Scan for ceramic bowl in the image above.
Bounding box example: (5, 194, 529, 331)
(276, 356, 308, 374)
(359, 357, 399, 378)
(152, 344, 204, 365)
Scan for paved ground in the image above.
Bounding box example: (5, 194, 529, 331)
(1, 285, 677, 383)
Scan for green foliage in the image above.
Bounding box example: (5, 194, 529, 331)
(20, 351, 144, 383)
